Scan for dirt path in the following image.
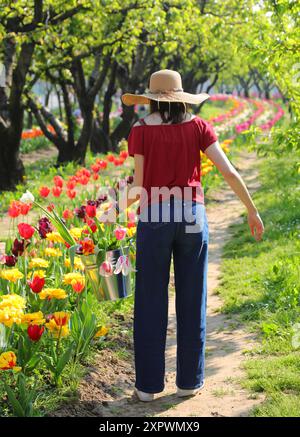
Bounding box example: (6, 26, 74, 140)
(52, 148, 265, 418)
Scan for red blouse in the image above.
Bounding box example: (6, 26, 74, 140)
(127, 115, 218, 214)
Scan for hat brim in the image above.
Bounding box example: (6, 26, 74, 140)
(121, 92, 210, 106)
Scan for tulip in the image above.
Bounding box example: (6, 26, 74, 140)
(96, 159, 107, 169)
(86, 219, 97, 233)
(74, 205, 86, 219)
(78, 176, 89, 185)
(107, 154, 115, 162)
(20, 190, 35, 204)
(28, 275, 45, 293)
(99, 261, 114, 277)
(66, 180, 76, 190)
(115, 228, 127, 240)
(8, 201, 21, 218)
(18, 223, 35, 239)
(20, 203, 31, 215)
(0, 351, 21, 372)
(114, 255, 134, 276)
(52, 186, 62, 197)
(39, 186, 50, 198)
(5, 255, 17, 267)
(91, 164, 101, 173)
(67, 189, 76, 199)
(62, 209, 74, 220)
(53, 312, 69, 326)
(96, 194, 108, 205)
(78, 238, 95, 255)
(71, 279, 85, 293)
(12, 238, 25, 257)
(86, 204, 97, 218)
(53, 175, 64, 187)
(38, 217, 52, 239)
(27, 324, 44, 342)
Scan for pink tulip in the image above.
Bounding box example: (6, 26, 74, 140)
(114, 228, 127, 240)
(99, 261, 114, 277)
(114, 255, 135, 276)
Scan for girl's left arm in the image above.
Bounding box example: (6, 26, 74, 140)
(204, 141, 264, 241)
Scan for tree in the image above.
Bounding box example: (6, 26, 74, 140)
(0, 0, 87, 190)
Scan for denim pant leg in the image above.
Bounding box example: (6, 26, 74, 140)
(173, 202, 209, 389)
(133, 217, 175, 393)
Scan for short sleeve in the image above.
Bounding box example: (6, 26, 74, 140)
(127, 127, 144, 157)
(197, 118, 218, 152)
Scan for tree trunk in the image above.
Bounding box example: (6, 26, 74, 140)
(73, 102, 94, 163)
(0, 134, 25, 190)
(103, 61, 118, 136)
(90, 117, 111, 154)
(110, 103, 137, 151)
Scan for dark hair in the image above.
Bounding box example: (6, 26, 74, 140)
(149, 100, 192, 124)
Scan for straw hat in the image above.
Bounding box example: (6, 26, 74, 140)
(121, 69, 210, 106)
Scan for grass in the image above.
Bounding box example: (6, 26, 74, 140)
(20, 136, 52, 155)
(216, 147, 300, 416)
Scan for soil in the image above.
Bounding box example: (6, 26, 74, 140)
(50, 149, 265, 417)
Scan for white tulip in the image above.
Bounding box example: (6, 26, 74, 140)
(20, 190, 35, 204)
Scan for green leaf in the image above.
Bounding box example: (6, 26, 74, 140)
(5, 384, 25, 417)
(56, 344, 74, 375)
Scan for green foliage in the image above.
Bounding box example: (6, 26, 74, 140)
(3, 373, 38, 417)
(217, 141, 300, 415)
(70, 296, 98, 361)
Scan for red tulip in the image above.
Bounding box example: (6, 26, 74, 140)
(78, 176, 89, 185)
(39, 186, 50, 198)
(52, 186, 62, 197)
(92, 172, 99, 180)
(28, 276, 45, 293)
(86, 204, 96, 218)
(53, 175, 64, 187)
(20, 203, 31, 215)
(86, 219, 97, 233)
(62, 209, 74, 220)
(8, 201, 21, 218)
(96, 160, 107, 169)
(66, 189, 76, 199)
(91, 164, 100, 173)
(127, 222, 136, 228)
(47, 203, 55, 212)
(27, 324, 44, 342)
(18, 223, 35, 239)
(66, 180, 76, 190)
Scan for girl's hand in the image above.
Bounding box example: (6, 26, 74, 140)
(247, 209, 264, 241)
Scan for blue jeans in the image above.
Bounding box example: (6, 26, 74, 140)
(133, 197, 209, 393)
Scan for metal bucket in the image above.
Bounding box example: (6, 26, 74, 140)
(81, 246, 132, 302)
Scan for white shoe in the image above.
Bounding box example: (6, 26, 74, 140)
(134, 388, 155, 402)
(177, 382, 205, 397)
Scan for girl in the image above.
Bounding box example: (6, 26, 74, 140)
(108, 69, 264, 402)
